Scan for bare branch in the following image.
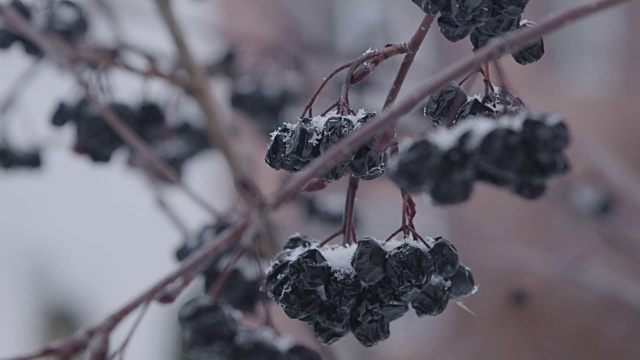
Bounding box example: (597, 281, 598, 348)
(268, 0, 634, 209)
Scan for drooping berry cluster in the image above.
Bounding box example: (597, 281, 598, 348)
(265, 110, 386, 181)
(411, 0, 544, 65)
(179, 297, 322, 360)
(0, 0, 88, 57)
(425, 83, 524, 127)
(175, 221, 261, 313)
(52, 99, 211, 174)
(389, 112, 570, 204)
(0, 145, 41, 170)
(265, 234, 476, 347)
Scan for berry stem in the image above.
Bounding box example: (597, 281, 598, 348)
(270, 0, 636, 209)
(383, 14, 436, 109)
(375, 14, 435, 152)
(207, 246, 248, 302)
(156, 0, 266, 209)
(302, 44, 409, 118)
(342, 175, 360, 245)
(492, 58, 515, 95)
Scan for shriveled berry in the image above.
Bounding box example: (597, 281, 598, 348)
(429, 237, 459, 277)
(449, 264, 476, 299)
(412, 281, 450, 316)
(351, 238, 387, 284)
(424, 81, 468, 126)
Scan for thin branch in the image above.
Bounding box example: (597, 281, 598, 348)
(155, 0, 265, 207)
(268, 0, 634, 209)
(383, 14, 436, 109)
(0, 6, 221, 218)
(2, 217, 250, 360)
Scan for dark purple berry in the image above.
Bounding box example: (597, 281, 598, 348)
(449, 264, 476, 299)
(351, 238, 387, 285)
(412, 281, 450, 316)
(424, 81, 468, 127)
(512, 20, 545, 65)
(429, 237, 459, 277)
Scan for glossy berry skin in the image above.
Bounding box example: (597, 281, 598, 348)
(412, 0, 448, 15)
(437, 11, 473, 42)
(412, 281, 451, 316)
(512, 20, 545, 65)
(424, 81, 468, 126)
(451, 0, 492, 27)
(429, 237, 460, 278)
(449, 264, 476, 299)
(455, 98, 496, 123)
(350, 317, 391, 347)
(351, 238, 388, 285)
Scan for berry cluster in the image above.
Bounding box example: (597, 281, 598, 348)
(179, 297, 321, 360)
(389, 112, 570, 204)
(52, 99, 211, 174)
(175, 221, 261, 313)
(231, 75, 292, 133)
(0, 0, 88, 57)
(411, 0, 544, 65)
(0, 145, 41, 170)
(265, 234, 476, 347)
(265, 110, 386, 181)
(425, 83, 524, 127)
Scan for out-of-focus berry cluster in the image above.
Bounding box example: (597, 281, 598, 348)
(179, 297, 322, 360)
(0, 0, 88, 57)
(51, 99, 211, 175)
(411, 0, 544, 65)
(425, 83, 524, 127)
(265, 110, 386, 181)
(175, 221, 261, 313)
(389, 112, 570, 204)
(0, 145, 41, 170)
(265, 234, 476, 347)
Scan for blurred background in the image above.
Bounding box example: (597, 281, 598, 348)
(1, 0, 640, 359)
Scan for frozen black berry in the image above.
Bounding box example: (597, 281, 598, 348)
(389, 139, 443, 193)
(496, 0, 530, 18)
(312, 321, 349, 345)
(266, 126, 293, 171)
(279, 283, 324, 320)
(325, 270, 361, 310)
(350, 317, 390, 347)
(455, 98, 496, 123)
(178, 298, 239, 351)
(438, 11, 473, 42)
(429, 237, 459, 277)
(449, 264, 476, 299)
(511, 20, 545, 65)
(351, 238, 387, 284)
(521, 114, 570, 152)
(288, 248, 331, 289)
(476, 128, 524, 175)
(381, 302, 409, 321)
(352, 286, 384, 323)
(424, 81, 468, 127)
(412, 0, 448, 15)
(451, 0, 492, 27)
(412, 281, 450, 316)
